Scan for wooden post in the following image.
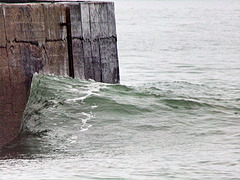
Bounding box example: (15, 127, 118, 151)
(0, 1, 119, 147)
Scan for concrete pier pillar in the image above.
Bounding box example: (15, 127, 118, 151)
(0, 1, 119, 147)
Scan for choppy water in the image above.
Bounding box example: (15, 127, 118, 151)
(1, 0, 240, 179)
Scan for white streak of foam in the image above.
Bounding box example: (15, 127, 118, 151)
(66, 83, 101, 103)
(79, 112, 93, 132)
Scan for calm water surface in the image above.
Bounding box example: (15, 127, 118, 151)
(0, 0, 240, 179)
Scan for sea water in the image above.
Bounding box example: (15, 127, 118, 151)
(0, 0, 239, 179)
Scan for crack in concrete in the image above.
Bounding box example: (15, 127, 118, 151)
(7, 38, 66, 47)
(46, 38, 66, 42)
(11, 39, 39, 46)
(98, 38, 103, 82)
(42, 44, 49, 61)
(72, 35, 117, 42)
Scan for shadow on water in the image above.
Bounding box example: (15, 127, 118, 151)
(0, 132, 51, 160)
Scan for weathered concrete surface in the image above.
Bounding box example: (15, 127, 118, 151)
(0, 1, 119, 147)
(70, 2, 119, 83)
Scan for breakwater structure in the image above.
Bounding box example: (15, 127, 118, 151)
(0, 0, 119, 147)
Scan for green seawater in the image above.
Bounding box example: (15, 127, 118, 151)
(0, 74, 239, 179)
(0, 0, 240, 179)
